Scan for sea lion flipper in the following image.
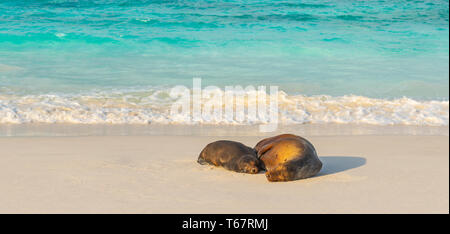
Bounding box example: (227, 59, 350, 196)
(257, 142, 275, 157)
(254, 138, 272, 152)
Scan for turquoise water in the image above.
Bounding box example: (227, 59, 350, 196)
(0, 0, 448, 125)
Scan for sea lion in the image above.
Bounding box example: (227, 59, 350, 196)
(197, 140, 261, 174)
(254, 134, 322, 182)
(254, 134, 302, 153)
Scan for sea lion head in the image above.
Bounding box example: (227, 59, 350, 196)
(265, 158, 322, 182)
(237, 155, 261, 174)
(264, 162, 298, 182)
(265, 168, 289, 182)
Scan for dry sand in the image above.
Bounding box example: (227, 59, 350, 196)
(0, 135, 448, 213)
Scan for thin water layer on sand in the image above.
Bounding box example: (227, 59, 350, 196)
(0, 123, 447, 137)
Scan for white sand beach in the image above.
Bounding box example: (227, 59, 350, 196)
(1, 0, 448, 216)
(0, 132, 448, 213)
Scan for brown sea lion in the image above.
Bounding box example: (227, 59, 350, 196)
(254, 134, 322, 182)
(197, 140, 261, 174)
(254, 134, 302, 153)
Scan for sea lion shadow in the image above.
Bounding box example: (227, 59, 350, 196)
(315, 156, 366, 177)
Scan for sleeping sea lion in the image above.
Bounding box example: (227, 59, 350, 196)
(254, 134, 302, 153)
(254, 134, 322, 182)
(197, 140, 261, 174)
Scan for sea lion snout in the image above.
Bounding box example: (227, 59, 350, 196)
(239, 155, 261, 174)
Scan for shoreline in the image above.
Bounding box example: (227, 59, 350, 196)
(0, 134, 448, 213)
(0, 123, 448, 137)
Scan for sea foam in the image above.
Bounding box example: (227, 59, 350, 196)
(0, 89, 447, 126)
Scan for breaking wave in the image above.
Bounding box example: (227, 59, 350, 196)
(0, 88, 448, 126)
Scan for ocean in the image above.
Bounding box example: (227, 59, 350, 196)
(0, 0, 448, 125)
